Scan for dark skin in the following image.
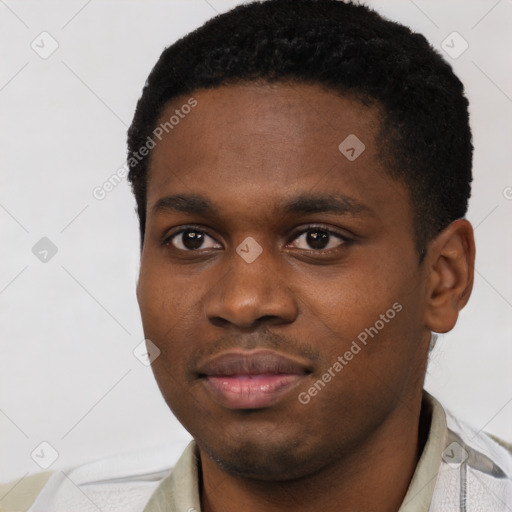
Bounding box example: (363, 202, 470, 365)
(136, 83, 475, 512)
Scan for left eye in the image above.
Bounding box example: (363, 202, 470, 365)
(288, 228, 348, 251)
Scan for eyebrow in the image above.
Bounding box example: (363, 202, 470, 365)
(276, 193, 374, 217)
(151, 192, 374, 218)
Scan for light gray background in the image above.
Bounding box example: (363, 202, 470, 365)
(1, 0, 511, 482)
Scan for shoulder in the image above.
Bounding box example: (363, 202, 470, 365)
(0, 439, 190, 512)
(428, 396, 512, 511)
(427, 392, 512, 470)
(444, 405, 512, 476)
(0, 472, 53, 512)
(487, 433, 512, 454)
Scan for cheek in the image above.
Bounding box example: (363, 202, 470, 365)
(303, 261, 398, 330)
(137, 260, 204, 377)
(137, 270, 194, 411)
(137, 255, 189, 331)
(308, 259, 423, 376)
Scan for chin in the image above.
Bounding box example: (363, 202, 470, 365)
(196, 429, 330, 481)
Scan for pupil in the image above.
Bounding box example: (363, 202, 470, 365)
(183, 230, 204, 250)
(307, 230, 329, 249)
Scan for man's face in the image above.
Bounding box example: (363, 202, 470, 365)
(137, 83, 431, 480)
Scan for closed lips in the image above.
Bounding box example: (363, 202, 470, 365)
(196, 350, 312, 377)
(196, 350, 313, 409)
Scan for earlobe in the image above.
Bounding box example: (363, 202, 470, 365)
(423, 219, 475, 333)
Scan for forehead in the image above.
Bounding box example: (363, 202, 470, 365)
(145, 82, 410, 227)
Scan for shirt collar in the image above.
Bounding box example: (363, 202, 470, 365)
(398, 391, 447, 511)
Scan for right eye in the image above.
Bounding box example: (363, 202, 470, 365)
(165, 227, 222, 251)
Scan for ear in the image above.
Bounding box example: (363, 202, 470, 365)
(423, 219, 475, 333)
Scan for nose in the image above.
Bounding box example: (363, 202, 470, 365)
(203, 247, 299, 330)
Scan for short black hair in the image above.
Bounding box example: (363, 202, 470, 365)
(127, 0, 472, 258)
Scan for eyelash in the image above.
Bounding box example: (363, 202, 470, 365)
(162, 224, 353, 253)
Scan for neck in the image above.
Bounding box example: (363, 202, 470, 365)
(199, 390, 431, 512)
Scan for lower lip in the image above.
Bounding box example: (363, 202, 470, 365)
(203, 374, 304, 409)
